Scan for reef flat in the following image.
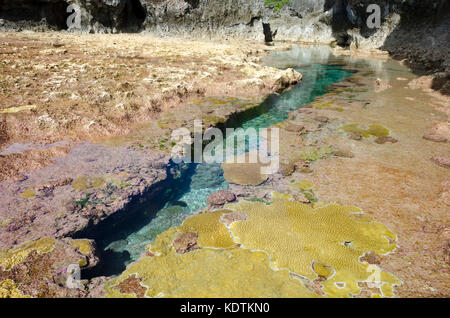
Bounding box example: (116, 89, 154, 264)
(0, 2, 449, 297)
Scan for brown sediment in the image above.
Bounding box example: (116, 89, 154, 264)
(115, 274, 147, 298)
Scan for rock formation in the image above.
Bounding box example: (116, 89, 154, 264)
(0, 0, 448, 93)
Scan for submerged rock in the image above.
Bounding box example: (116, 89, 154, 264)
(207, 190, 236, 206)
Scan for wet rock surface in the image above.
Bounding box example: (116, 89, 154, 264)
(0, 143, 170, 249)
(207, 190, 236, 206)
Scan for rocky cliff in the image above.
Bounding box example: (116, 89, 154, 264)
(0, 0, 448, 93)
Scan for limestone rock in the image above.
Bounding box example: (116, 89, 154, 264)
(207, 190, 236, 206)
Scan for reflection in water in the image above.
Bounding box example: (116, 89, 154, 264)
(88, 46, 354, 277)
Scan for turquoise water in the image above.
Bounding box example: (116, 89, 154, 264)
(86, 47, 353, 277)
(241, 64, 352, 130)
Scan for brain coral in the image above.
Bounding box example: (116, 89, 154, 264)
(106, 226, 318, 298)
(106, 196, 401, 298)
(179, 210, 236, 249)
(225, 197, 401, 297)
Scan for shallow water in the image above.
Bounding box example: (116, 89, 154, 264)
(87, 46, 355, 277)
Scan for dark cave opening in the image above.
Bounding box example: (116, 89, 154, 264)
(0, 0, 70, 30)
(120, 0, 146, 32)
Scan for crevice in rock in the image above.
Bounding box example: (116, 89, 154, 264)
(185, 0, 200, 10)
(119, 0, 146, 32)
(247, 16, 261, 27)
(72, 161, 196, 278)
(263, 22, 274, 43)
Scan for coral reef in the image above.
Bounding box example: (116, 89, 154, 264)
(104, 194, 401, 298)
(225, 197, 401, 297)
(105, 218, 318, 298)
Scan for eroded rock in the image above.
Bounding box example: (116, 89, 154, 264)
(207, 190, 236, 206)
(219, 211, 248, 226)
(173, 232, 200, 255)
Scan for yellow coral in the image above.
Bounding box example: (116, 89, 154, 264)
(70, 239, 92, 255)
(312, 262, 334, 278)
(20, 189, 35, 199)
(209, 98, 228, 105)
(0, 238, 56, 270)
(78, 259, 88, 267)
(180, 210, 236, 249)
(340, 124, 390, 138)
(0, 218, 11, 227)
(272, 192, 292, 200)
(72, 177, 105, 191)
(221, 151, 270, 186)
(294, 180, 315, 190)
(225, 198, 401, 297)
(106, 214, 319, 298)
(0, 280, 29, 298)
(146, 227, 179, 256)
(107, 247, 318, 298)
(312, 101, 334, 108)
(106, 197, 400, 298)
(310, 101, 343, 112)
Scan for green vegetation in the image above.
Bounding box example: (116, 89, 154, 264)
(74, 194, 92, 208)
(264, 0, 291, 12)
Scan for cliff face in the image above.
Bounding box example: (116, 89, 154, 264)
(0, 0, 448, 92)
(0, 0, 447, 44)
